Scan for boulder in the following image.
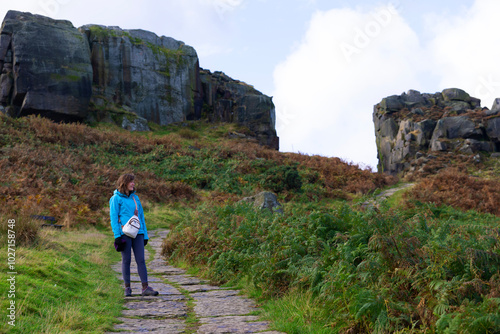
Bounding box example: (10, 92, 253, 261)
(486, 117, 500, 142)
(239, 191, 283, 214)
(0, 10, 92, 120)
(441, 88, 471, 102)
(378, 95, 404, 113)
(122, 115, 150, 132)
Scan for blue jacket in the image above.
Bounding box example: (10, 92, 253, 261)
(109, 190, 149, 240)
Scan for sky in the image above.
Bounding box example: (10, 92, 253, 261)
(2, 0, 500, 170)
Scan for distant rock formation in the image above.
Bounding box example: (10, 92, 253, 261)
(199, 69, 278, 150)
(0, 10, 278, 149)
(373, 88, 500, 175)
(0, 11, 92, 120)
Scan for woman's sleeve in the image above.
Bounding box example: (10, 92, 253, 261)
(109, 195, 122, 238)
(137, 195, 149, 240)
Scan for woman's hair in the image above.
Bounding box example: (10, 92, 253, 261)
(117, 173, 135, 195)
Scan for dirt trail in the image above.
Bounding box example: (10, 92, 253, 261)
(362, 183, 415, 210)
(108, 229, 285, 334)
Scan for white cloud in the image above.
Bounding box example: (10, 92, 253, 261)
(273, 5, 423, 169)
(426, 0, 500, 109)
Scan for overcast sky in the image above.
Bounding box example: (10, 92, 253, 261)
(2, 0, 499, 169)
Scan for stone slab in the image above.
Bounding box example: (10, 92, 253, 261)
(197, 316, 270, 333)
(179, 284, 223, 293)
(192, 291, 257, 317)
(164, 274, 205, 285)
(123, 300, 188, 318)
(111, 317, 185, 333)
(150, 264, 187, 275)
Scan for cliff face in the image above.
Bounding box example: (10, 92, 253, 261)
(199, 69, 278, 149)
(373, 88, 500, 175)
(0, 10, 278, 149)
(0, 11, 92, 120)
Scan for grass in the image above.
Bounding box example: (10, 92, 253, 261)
(261, 290, 336, 334)
(0, 226, 123, 333)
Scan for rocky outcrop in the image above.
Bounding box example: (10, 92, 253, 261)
(374, 88, 500, 175)
(79, 25, 201, 126)
(0, 10, 279, 148)
(200, 69, 278, 149)
(0, 11, 92, 120)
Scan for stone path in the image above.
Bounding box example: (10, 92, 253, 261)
(108, 229, 285, 334)
(362, 182, 415, 210)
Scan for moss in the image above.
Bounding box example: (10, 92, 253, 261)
(146, 42, 185, 64)
(89, 26, 133, 42)
(50, 73, 83, 82)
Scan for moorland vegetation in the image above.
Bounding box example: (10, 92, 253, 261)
(0, 114, 499, 333)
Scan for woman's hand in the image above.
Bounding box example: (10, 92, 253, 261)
(114, 237, 126, 252)
(144, 239, 148, 246)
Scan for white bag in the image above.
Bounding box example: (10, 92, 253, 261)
(121, 196, 140, 238)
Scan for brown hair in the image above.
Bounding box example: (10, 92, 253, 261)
(117, 173, 135, 196)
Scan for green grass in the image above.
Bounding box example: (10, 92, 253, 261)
(261, 291, 336, 334)
(0, 227, 123, 333)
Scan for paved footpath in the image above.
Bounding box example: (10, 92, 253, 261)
(108, 229, 286, 334)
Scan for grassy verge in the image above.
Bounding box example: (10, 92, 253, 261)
(0, 225, 123, 333)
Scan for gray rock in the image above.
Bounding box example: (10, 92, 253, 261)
(200, 69, 278, 149)
(373, 88, 497, 175)
(122, 300, 187, 318)
(442, 88, 471, 102)
(0, 10, 92, 120)
(486, 117, 500, 141)
(379, 118, 398, 139)
(198, 316, 271, 334)
(430, 116, 482, 153)
(415, 119, 436, 147)
(192, 290, 257, 317)
(80, 24, 199, 126)
(239, 191, 283, 214)
(122, 115, 150, 131)
(112, 317, 185, 333)
(379, 95, 404, 113)
(491, 98, 500, 112)
(447, 101, 471, 113)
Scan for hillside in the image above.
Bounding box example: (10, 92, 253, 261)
(1, 114, 499, 333)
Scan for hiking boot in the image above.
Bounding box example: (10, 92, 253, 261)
(142, 286, 159, 296)
(125, 287, 132, 297)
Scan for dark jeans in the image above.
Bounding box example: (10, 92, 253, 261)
(121, 233, 148, 285)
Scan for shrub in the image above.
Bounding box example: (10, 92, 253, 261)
(261, 165, 302, 193)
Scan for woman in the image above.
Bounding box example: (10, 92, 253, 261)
(110, 173, 158, 297)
